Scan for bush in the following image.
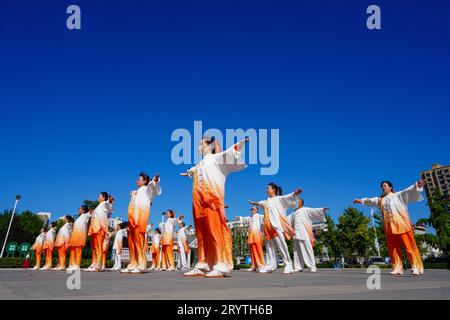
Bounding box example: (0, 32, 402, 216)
(0, 258, 115, 269)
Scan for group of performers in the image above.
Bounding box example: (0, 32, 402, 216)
(30, 135, 427, 277)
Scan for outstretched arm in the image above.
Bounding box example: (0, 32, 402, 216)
(279, 189, 302, 209)
(397, 180, 425, 204)
(354, 197, 380, 208)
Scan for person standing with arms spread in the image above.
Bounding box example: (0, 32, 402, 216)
(354, 179, 425, 275)
(289, 199, 328, 273)
(181, 136, 250, 278)
(249, 183, 301, 274)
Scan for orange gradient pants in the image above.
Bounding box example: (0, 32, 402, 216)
(386, 230, 423, 272)
(56, 246, 67, 268)
(91, 230, 105, 269)
(34, 250, 42, 268)
(161, 243, 174, 270)
(192, 187, 233, 271)
(69, 246, 83, 267)
(151, 248, 161, 269)
(43, 248, 53, 268)
(248, 233, 265, 270)
(128, 228, 147, 270)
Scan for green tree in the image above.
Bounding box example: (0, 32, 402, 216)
(321, 214, 342, 261)
(83, 200, 99, 210)
(0, 210, 45, 255)
(337, 207, 374, 262)
(417, 190, 450, 267)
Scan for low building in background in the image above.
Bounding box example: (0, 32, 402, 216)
(35, 212, 51, 226)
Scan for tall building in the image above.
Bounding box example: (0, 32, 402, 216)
(420, 164, 450, 200)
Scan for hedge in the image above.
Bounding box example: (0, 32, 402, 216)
(0, 258, 114, 269)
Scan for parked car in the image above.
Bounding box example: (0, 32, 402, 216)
(367, 256, 386, 265)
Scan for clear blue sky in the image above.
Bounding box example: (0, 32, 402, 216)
(0, 0, 449, 229)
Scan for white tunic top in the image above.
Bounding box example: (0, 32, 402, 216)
(188, 145, 247, 202)
(290, 207, 326, 241)
(239, 213, 264, 234)
(361, 183, 424, 234)
(257, 193, 299, 231)
(113, 229, 127, 250)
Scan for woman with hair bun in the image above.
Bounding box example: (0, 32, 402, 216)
(249, 183, 302, 274)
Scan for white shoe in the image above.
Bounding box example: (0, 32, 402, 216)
(184, 268, 206, 277)
(283, 267, 293, 274)
(390, 270, 404, 275)
(310, 268, 317, 273)
(205, 270, 227, 278)
(293, 268, 302, 273)
(130, 268, 143, 274)
(40, 266, 50, 270)
(412, 268, 420, 276)
(259, 268, 271, 274)
(32, 266, 40, 270)
(66, 266, 74, 271)
(85, 266, 98, 272)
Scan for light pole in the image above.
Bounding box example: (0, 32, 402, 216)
(0, 195, 22, 258)
(370, 208, 381, 257)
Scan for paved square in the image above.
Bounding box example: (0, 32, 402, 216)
(0, 268, 449, 300)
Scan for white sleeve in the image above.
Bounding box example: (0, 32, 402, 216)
(214, 144, 247, 176)
(397, 183, 424, 205)
(306, 208, 326, 222)
(361, 197, 380, 208)
(279, 192, 299, 209)
(148, 179, 162, 197)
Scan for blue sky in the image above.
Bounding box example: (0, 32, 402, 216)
(0, 0, 449, 229)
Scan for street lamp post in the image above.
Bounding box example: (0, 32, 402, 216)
(370, 208, 381, 257)
(0, 195, 22, 258)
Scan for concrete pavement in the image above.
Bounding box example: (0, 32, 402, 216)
(0, 268, 449, 300)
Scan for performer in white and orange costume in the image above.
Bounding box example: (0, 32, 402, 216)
(354, 180, 425, 275)
(238, 206, 265, 272)
(67, 205, 91, 271)
(149, 227, 162, 270)
(111, 222, 127, 271)
(181, 136, 249, 278)
(31, 228, 47, 270)
(122, 173, 161, 274)
(289, 199, 328, 273)
(53, 215, 74, 270)
(177, 222, 191, 271)
(159, 210, 184, 271)
(87, 192, 114, 272)
(249, 183, 301, 274)
(41, 222, 57, 270)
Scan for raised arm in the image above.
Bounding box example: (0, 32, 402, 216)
(354, 197, 380, 208)
(216, 138, 250, 174)
(148, 174, 162, 197)
(306, 208, 328, 221)
(279, 189, 302, 209)
(397, 180, 425, 205)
